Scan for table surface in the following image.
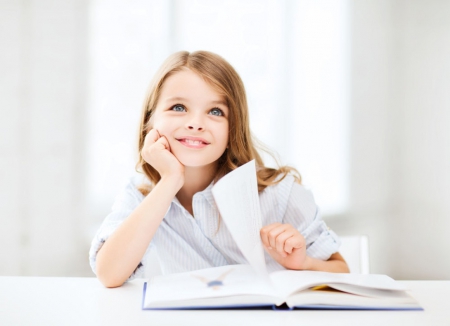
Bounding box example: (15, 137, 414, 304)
(1, 277, 449, 326)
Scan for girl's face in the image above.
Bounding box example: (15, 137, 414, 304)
(150, 69, 229, 168)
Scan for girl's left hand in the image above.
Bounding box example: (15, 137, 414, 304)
(260, 223, 310, 270)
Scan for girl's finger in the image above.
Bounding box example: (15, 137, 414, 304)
(144, 129, 160, 146)
(154, 135, 170, 150)
(267, 224, 290, 249)
(160, 135, 171, 151)
(275, 230, 294, 257)
(284, 234, 303, 254)
(260, 223, 281, 249)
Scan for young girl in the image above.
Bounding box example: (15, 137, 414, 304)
(90, 51, 349, 288)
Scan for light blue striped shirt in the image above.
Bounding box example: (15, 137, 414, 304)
(89, 174, 341, 280)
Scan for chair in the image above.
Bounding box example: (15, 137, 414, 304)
(339, 235, 370, 274)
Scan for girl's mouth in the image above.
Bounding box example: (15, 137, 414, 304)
(176, 137, 210, 149)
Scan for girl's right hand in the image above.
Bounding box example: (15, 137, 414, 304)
(141, 129, 185, 185)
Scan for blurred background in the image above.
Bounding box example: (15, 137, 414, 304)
(1, 0, 449, 280)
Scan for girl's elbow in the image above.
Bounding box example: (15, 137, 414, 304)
(96, 265, 126, 288)
(100, 276, 125, 288)
(340, 262, 350, 273)
(329, 252, 350, 273)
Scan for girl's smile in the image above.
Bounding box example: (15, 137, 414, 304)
(176, 136, 211, 149)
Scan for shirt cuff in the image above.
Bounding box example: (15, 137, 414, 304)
(306, 226, 341, 261)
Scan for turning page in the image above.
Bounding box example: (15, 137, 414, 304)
(212, 160, 268, 277)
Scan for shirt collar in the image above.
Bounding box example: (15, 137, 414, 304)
(170, 181, 217, 213)
(196, 181, 216, 208)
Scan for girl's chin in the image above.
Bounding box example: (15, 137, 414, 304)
(172, 148, 225, 169)
(178, 160, 216, 168)
(175, 155, 218, 169)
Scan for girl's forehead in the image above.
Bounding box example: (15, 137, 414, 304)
(160, 69, 226, 101)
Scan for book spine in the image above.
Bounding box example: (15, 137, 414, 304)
(271, 303, 294, 311)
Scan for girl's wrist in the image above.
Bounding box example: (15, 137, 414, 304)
(302, 255, 314, 270)
(159, 174, 184, 191)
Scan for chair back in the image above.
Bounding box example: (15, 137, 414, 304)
(339, 235, 370, 274)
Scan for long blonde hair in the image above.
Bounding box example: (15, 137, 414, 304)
(136, 50, 300, 195)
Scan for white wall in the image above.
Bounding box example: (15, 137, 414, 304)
(0, 0, 89, 276)
(327, 0, 396, 276)
(328, 0, 450, 279)
(392, 0, 450, 279)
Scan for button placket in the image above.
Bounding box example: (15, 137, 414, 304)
(191, 194, 227, 265)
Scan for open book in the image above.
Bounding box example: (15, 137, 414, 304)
(142, 161, 422, 310)
(142, 264, 421, 310)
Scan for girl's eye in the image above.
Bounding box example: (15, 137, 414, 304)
(209, 108, 224, 116)
(171, 104, 186, 112)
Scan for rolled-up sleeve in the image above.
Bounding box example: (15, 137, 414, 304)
(89, 179, 149, 280)
(281, 182, 341, 261)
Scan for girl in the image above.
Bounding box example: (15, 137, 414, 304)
(90, 51, 349, 288)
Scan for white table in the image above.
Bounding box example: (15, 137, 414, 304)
(1, 277, 449, 325)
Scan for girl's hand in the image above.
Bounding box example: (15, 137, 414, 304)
(260, 223, 310, 270)
(141, 129, 185, 183)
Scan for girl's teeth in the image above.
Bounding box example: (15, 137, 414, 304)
(186, 139, 202, 145)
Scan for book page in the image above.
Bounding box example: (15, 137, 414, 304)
(144, 265, 277, 307)
(211, 160, 268, 278)
(285, 288, 420, 309)
(269, 270, 408, 299)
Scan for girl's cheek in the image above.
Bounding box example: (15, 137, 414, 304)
(151, 118, 166, 133)
(152, 121, 172, 140)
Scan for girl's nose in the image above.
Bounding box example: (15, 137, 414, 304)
(186, 115, 204, 131)
(187, 124, 203, 131)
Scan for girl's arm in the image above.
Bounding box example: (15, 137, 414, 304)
(96, 130, 184, 287)
(303, 252, 349, 273)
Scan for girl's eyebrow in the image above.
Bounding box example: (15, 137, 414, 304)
(165, 96, 228, 107)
